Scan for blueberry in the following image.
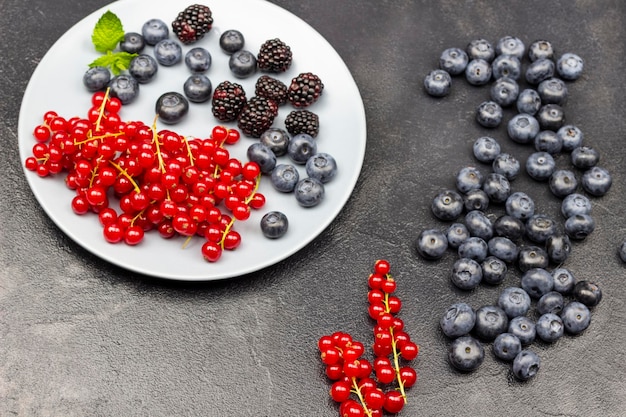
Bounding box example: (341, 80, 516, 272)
(154, 39, 183, 66)
(446, 223, 470, 249)
(549, 169, 578, 198)
(536, 313, 564, 343)
(498, 287, 531, 318)
(451, 257, 483, 290)
(571, 146, 600, 169)
(528, 40, 554, 61)
(463, 189, 490, 212)
(557, 125, 584, 151)
(129, 54, 159, 84)
(564, 213, 595, 240)
(440, 302, 476, 338)
(183, 74, 212, 103)
(536, 104, 565, 131)
(513, 350, 541, 381)
(287, 133, 317, 165)
(508, 317, 536, 346)
(155, 91, 189, 124)
(517, 246, 549, 272)
(260, 128, 290, 156)
(525, 214, 557, 244)
(119, 32, 145, 54)
(229, 50, 257, 78)
(534, 130, 563, 155)
(573, 280, 602, 307)
(560, 301, 591, 334)
(294, 178, 325, 207)
(270, 164, 299, 192)
(457, 237, 488, 263)
(465, 59, 492, 85)
(464, 210, 493, 241)
(473, 305, 509, 341)
(490, 77, 519, 107)
(521, 268, 554, 299)
(439, 47, 469, 75)
(431, 189, 464, 221)
(516, 89, 542, 115)
(557, 52, 584, 81)
(424, 69, 452, 97)
(108, 74, 139, 104)
(456, 166, 484, 193)
(219, 29, 245, 54)
(491, 54, 522, 80)
(493, 215, 525, 241)
(415, 228, 448, 260)
(538, 77, 568, 105)
(481, 256, 508, 285)
(508, 113, 540, 144)
(493, 333, 522, 361)
(466, 39, 495, 62)
(142, 18, 169, 46)
(545, 234, 572, 264)
(537, 291, 564, 316)
(487, 236, 519, 263)
(505, 192, 535, 221)
(476, 100, 503, 128)
(260, 211, 288, 239)
(482, 173, 511, 203)
(496, 36, 525, 58)
(448, 336, 485, 372)
(561, 193, 591, 218)
(552, 268, 576, 295)
(492, 153, 521, 180)
(619, 239, 626, 263)
(525, 58, 555, 85)
(581, 166, 612, 196)
(306, 153, 337, 183)
(185, 47, 212, 73)
(247, 142, 277, 174)
(473, 136, 501, 163)
(525, 151, 556, 181)
(83, 66, 111, 92)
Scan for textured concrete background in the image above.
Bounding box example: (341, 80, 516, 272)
(2, 0, 626, 416)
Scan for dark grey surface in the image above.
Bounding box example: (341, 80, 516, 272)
(2, 0, 626, 416)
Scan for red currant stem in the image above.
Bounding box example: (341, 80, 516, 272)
(151, 115, 166, 173)
(88, 163, 100, 188)
(181, 235, 194, 249)
(350, 376, 373, 417)
(108, 160, 141, 193)
(74, 131, 125, 146)
(218, 218, 236, 249)
(384, 290, 408, 404)
(183, 136, 195, 167)
(94, 88, 111, 132)
(244, 174, 262, 204)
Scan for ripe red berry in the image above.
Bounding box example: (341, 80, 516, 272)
(375, 365, 395, 384)
(367, 273, 385, 289)
(364, 388, 386, 411)
(399, 366, 418, 388)
(374, 259, 391, 275)
(381, 278, 397, 294)
(201, 241, 222, 262)
(321, 347, 342, 365)
(383, 391, 405, 414)
(400, 341, 419, 361)
(330, 380, 351, 403)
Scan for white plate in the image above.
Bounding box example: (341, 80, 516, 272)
(18, 0, 366, 281)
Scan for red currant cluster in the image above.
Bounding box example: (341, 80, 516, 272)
(317, 260, 419, 416)
(24, 89, 266, 262)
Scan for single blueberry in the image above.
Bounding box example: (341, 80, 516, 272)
(424, 69, 452, 97)
(516, 89, 542, 115)
(525, 214, 558, 244)
(513, 350, 541, 381)
(448, 336, 485, 372)
(440, 302, 476, 338)
(498, 287, 532, 318)
(581, 166, 612, 196)
(294, 177, 325, 207)
(521, 268, 554, 299)
(185, 47, 212, 73)
(260, 211, 288, 239)
(119, 32, 145, 54)
(465, 59, 492, 85)
(288, 133, 317, 165)
(564, 213, 595, 240)
(571, 146, 600, 169)
(546, 234, 572, 264)
(456, 166, 484, 194)
(528, 40, 554, 61)
(490, 77, 519, 107)
(270, 164, 299, 192)
(260, 128, 290, 156)
(561, 193, 591, 218)
(155, 91, 189, 124)
(154, 39, 183, 66)
(142, 18, 169, 46)
(557, 52, 584, 81)
(508, 113, 540, 144)
(482, 173, 511, 204)
(557, 125, 584, 151)
(108, 74, 139, 104)
(560, 301, 591, 335)
(536, 104, 565, 131)
(306, 153, 337, 183)
(493, 215, 525, 241)
(229, 50, 257, 78)
(496, 36, 525, 58)
(431, 189, 464, 221)
(487, 236, 519, 263)
(537, 291, 564, 316)
(464, 210, 494, 241)
(508, 316, 536, 346)
(492, 153, 521, 180)
(517, 246, 549, 272)
(552, 268, 576, 295)
(493, 333, 522, 361)
(247, 142, 277, 174)
(451, 257, 483, 290)
(536, 313, 564, 343)
(463, 189, 490, 212)
(439, 47, 469, 75)
(457, 237, 488, 263)
(129, 54, 159, 84)
(573, 280, 602, 307)
(619, 239, 626, 263)
(525, 58, 555, 85)
(534, 130, 563, 155)
(549, 169, 578, 198)
(219, 29, 245, 55)
(466, 39, 495, 62)
(183, 74, 212, 103)
(481, 256, 508, 285)
(446, 223, 470, 249)
(473, 305, 509, 341)
(491, 54, 522, 80)
(525, 151, 556, 181)
(505, 192, 535, 221)
(476, 100, 503, 128)
(83, 66, 111, 92)
(473, 136, 501, 163)
(538, 77, 568, 105)
(415, 228, 448, 260)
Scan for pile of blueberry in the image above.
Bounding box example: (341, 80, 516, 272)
(420, 36, 609, 381)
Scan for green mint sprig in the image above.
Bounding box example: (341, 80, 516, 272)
(88, 10, 136, 75)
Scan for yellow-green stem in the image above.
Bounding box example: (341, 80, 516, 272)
(384, 288, 408, 403)
(94, 88, 110, 132)
(109, 160, 141, 193)
(350, 376, 373, 417)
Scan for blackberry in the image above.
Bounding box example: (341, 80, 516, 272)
(237, 96, 279, 138)
(257, 38, 293, 73)
(284, 110, 319, 137)
(171, 4, 213, 44)
(211, 80, 247, 122)
(255, 75, 288, 105)
(288, 72, 324, 108)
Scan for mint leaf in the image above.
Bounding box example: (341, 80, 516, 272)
(92, 10, 125, 53)
(89, 52, 117, 68)
(88, 51, 136, 75)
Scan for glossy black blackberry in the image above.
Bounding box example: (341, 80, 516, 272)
(237, 96, 279, 138)
(284, 109, 320, 137)
(255, 75, 288, 105)
(211, 81, 247, 122)
(288, 72, 324, 108)
(171, 4, 213, 44)
(257, 38, 293, 73)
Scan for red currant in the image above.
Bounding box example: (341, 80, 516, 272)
(374, 259, 391, 275)
(383, 391, 405, 414)
(329, 380, 351, 403)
